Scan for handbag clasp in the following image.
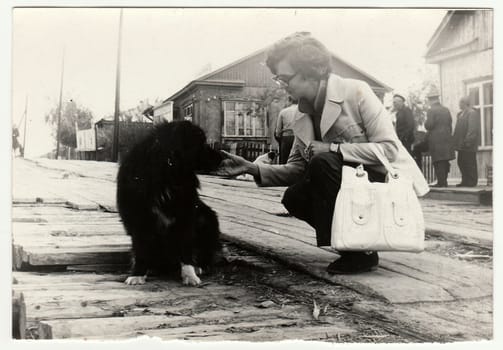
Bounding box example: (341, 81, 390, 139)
(356, 164, 366, 177)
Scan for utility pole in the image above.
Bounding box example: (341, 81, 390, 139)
(22, 95, 28, 157)
(111, 9, 123, 162)
(55, 47, 65, 160)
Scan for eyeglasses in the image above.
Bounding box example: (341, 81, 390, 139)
(271, 73, 298, 87)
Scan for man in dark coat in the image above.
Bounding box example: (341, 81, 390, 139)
(393, 94, 415, 154)
(452, 96, 480, 187)
(425, 93, 455, 187)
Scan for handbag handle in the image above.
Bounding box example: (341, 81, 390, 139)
(368, 143, 399, 178)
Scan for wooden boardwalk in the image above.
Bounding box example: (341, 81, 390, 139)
(11, 158, 493, 341)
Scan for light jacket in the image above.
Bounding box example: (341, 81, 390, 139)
(256, 74, 429, 197)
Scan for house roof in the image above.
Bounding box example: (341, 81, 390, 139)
(165, 34, 392, 102)
(426, 10, 455, 53)
(425, 10, 480, 60)
(165, 80, 245, 102)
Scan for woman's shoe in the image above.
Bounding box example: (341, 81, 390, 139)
(326, 251, 379, 274)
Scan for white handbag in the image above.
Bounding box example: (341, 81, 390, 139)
(331, 143, 425, 252)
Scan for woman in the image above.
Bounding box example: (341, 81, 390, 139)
(215, 32, 429, 274)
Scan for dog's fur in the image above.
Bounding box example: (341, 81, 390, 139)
(116, 121, 223, 286)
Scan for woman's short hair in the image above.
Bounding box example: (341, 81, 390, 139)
(287, 96, 298, 104)
(266, 32, 332, 80)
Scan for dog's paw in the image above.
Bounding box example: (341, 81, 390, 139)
(124, 275, 146, 285)
(181, 264, 201, 286)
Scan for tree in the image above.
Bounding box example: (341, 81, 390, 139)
(45, 100, 94, 148)
(404, 66, 441, 128)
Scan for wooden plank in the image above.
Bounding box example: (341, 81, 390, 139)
(12, 213, 121, 225)
(12, 205, 117, 217)
(30, 158, 118, 182)
(201, 187, 287, 215)
(201, 180, 285, 200)
(12, 222, 126, 237)
(206, 196, 312, 234)
(13, 159, 115, 209)
(379, 251, 492, 299)
(19, 286, 254, 321)
(352, 298, 493, 341)
(13, 271, 128, 285)
(98, 319, 354, 341)
(13, 233, 131, 248)
(13, 244, 130, 270)
(37, 305, 308, 339)
(218, 220, 454, 303)
(181, 323, 354, 342)
(424, 222, 493, 244)
(12, 291, 26, 339)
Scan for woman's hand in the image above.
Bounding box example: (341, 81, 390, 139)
(304, 141, 331, 160)
(211, 151, 257, 177)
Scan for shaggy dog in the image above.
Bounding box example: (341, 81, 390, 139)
(116, 121, 223, 286)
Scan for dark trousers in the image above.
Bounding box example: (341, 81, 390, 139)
(433, 160, 450, 186)
(457, 151, 478, 186)
(278, 135, 295, 164)
(281, 152, 386, 247)
(412, 149, 423, 170)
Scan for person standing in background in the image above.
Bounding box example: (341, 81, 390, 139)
(275, 96, 298, 164)
(393, 94, 415, 154)
(452, 96, 480, 187)
(424, 91, 455, 187)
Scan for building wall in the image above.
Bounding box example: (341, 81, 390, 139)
(153, 101, 173, 124)
(440, 49, 493, 122)
(173, 84, 291, 148)
(208, 52, 276, 88)
(474, 10, 494, 50)
(439, 48, 493, 182)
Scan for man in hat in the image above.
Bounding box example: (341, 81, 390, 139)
(393, 94, 415, 154)
(452, 96, 480, 187)
(424, 90, 455, 187)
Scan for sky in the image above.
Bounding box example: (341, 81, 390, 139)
(11, 7, 447, 157)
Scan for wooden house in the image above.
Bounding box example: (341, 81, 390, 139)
(163, 38, 391, 154)
(425, 10, 493, 184)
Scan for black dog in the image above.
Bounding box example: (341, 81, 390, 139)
(116, 121, 223, 286)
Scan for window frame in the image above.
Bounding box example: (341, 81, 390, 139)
(183, 103, 193, 122)
(222, 100, 267, 138)
(466, 79, 493, 149)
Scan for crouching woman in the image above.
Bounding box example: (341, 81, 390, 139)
(214, 33, 429, 274)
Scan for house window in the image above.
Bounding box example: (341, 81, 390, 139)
(467, 80, 493, 147)
(223, 101, 266, 137)
(183, 104, 193, 122)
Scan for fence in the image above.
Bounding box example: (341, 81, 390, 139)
(210, 141, 278, 163)
(421, 154, 435, 184)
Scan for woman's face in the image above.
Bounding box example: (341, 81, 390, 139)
(274, 59, 318, 101)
